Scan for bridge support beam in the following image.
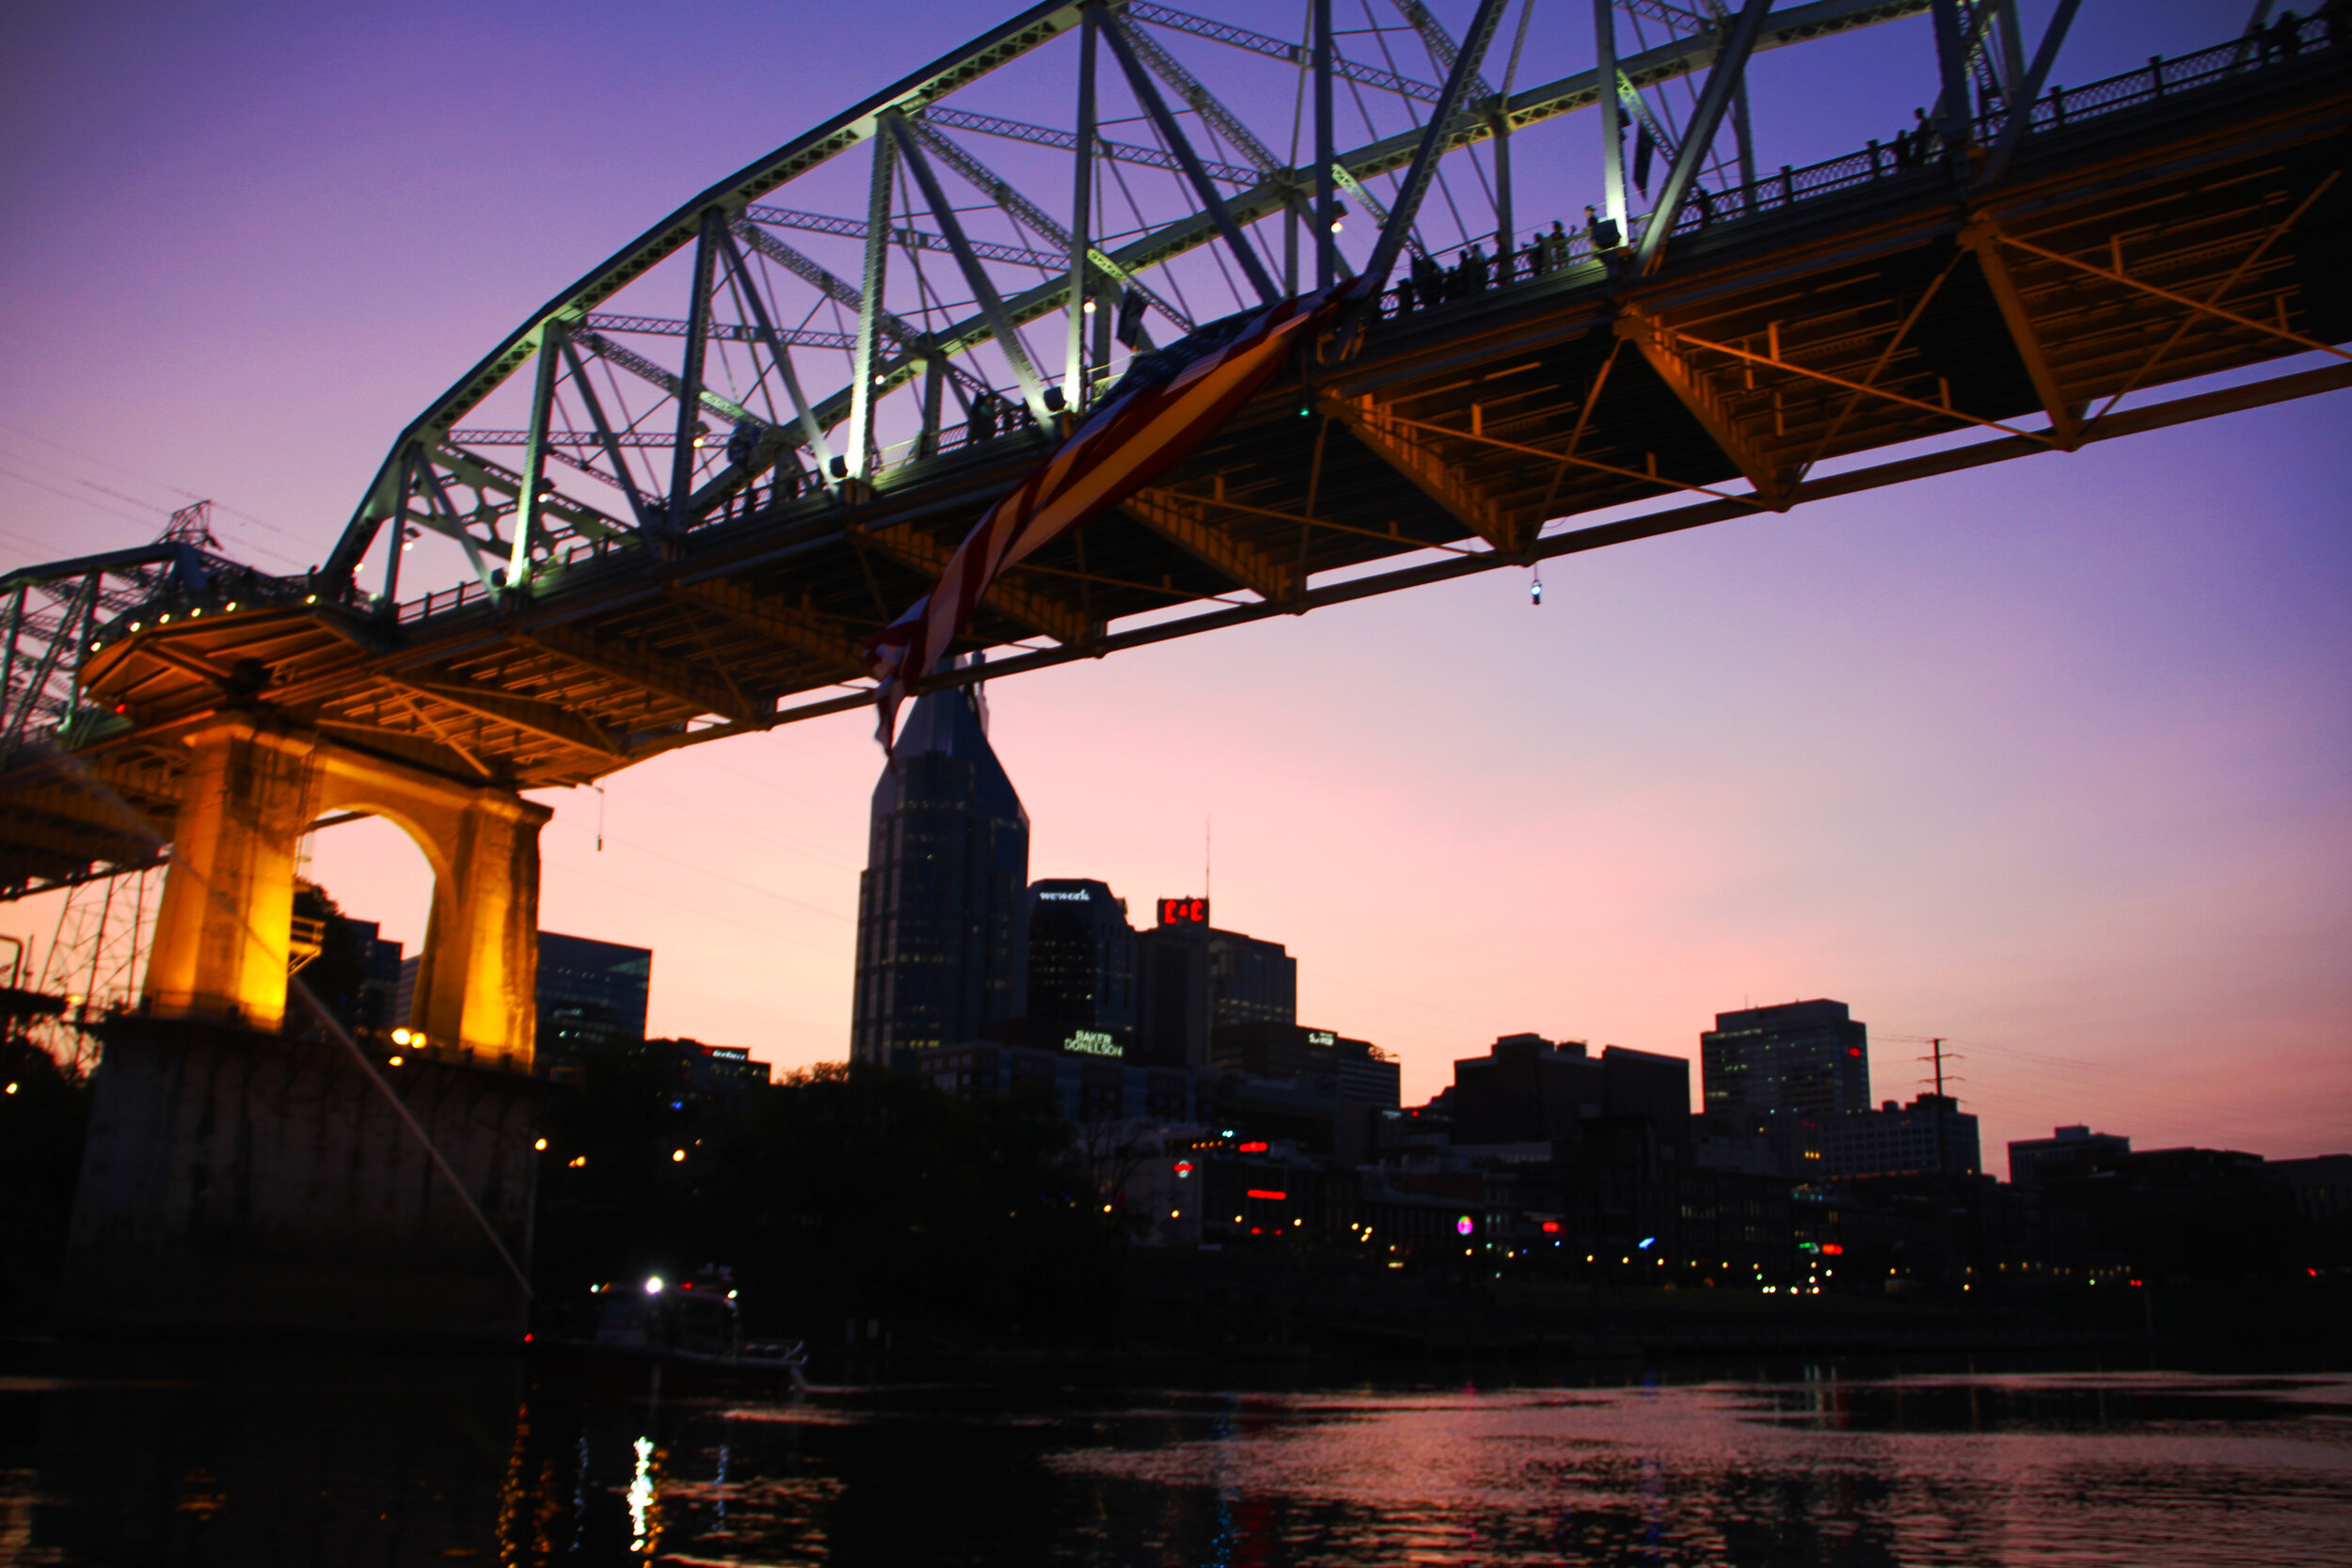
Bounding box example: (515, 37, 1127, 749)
(1324, 393, 1525, 553)
(1122, 487, 1295, 601)
(1959, 220, 2084, 448)
(1614, 307, 1795, 508)
(141, 715, 549, 1065)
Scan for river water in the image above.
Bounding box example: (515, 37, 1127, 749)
(4, 1352, 2348, 1565)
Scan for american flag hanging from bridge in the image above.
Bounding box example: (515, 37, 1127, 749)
(863, 281, 1367, 749)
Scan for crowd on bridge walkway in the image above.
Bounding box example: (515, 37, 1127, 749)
(1381, 198, 1680, 318)
(1378, 1, 2345, 325)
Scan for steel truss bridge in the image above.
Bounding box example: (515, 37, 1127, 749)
(4, 0, 2348, 898)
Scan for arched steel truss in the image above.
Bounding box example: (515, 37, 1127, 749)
(322, 0, 1947, 609)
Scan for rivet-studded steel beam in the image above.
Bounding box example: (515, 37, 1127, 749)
(1121, 487, 1295, 601)
(1322, 392, 1525, 553)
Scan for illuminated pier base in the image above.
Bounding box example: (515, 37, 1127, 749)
(140, 715, 549, 1065)
(56, 1017, 544, 1338)
(63, 716, 553, 1336)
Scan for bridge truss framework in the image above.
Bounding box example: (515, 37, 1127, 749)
(1, 0, 2346, 914)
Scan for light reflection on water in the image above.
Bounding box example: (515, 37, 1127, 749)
(4, 1359, 2349, 1565)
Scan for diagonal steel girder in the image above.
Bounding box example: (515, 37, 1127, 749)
(1632, 0, 1776, 275)
(1394, 1, 1498, 103)
(1360, 0, 1510, 298)
(1613, 305, 1795, 507)
(1113, 10, 1281, 175)
(908, 116, 1193, 335)
(1101, 10, 1283, 304)
(1125, 4, 1441, 102)
(729, 219, 991, 404)
(885, 112, 1057, 423)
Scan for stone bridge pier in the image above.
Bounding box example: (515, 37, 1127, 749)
(139, 714, 549, 1064)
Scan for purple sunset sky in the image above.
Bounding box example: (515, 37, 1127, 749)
(1, 1, 2344, 1163)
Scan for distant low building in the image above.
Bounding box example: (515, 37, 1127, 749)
(1821, 1093, 1980, 1179)
(918, 1037, 1205, 1126)
(536, 931, 653, 1059)
(1450, 1034, 1690, 1152)
(2267, 1154, 2352, 1226)
(653, 1037, 771, 1099)
(2008, 1123, 2132, 1185)
(1211, 1021, 1401, 1110)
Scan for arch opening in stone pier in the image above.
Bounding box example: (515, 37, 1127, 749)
(138, 716, 550, 1069)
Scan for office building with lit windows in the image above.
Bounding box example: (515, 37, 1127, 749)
(1134, 897, 1295, 1071)
(1024, 879, 1136, 1038)
(534, 930, 653, 1058)
(1700, 999, 1870, 1120)
(850, 682, 1029, 1064)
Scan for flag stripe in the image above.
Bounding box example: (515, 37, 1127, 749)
(863, 283, 1364, 745)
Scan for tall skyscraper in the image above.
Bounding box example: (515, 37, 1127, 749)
(1700, 999, 1870, 1120)
(1025, 879, 1136, 1037)
(1134, 896, 1295, 1070)
(850, 683, 1029, 1064)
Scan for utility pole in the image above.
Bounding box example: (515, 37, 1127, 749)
(1916, 1037, 1966, 1293)
(1916, 1037, 1959, 1174)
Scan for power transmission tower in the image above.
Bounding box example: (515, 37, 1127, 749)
(33, 863, 165, 1076)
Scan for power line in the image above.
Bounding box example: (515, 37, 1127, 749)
(0, 424, 295, 536)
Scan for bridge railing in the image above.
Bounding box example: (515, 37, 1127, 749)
(1662, 20, 2332, 238)
(1375, 16, 2336, 320)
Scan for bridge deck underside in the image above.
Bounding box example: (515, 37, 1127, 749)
(13, 55, 2348, 888)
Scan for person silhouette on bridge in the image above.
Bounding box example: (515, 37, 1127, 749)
(1548, 218, 1571, 271)
(1391, 276, 1418, 317)
(971, 391, 999, 443)
(1411, 250, 1446, 310)
(2267, 9, 2305, 60)
(1893, 108, 1930, 167)
(1583, 205, 1621, 253)
(1461, 244, 1491, 293)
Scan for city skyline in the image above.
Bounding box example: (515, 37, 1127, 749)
(2, 0, 2344, 1164)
